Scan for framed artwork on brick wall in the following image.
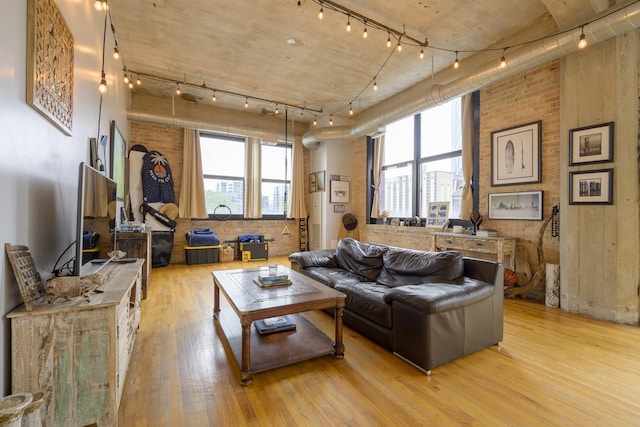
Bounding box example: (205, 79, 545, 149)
(491, 121, 542, 186)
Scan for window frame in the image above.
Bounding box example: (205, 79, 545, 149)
(367, 92, 479, 223)
(260, 141, 292, 220)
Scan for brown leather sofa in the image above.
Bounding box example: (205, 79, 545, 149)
(289, 238, 504, 374)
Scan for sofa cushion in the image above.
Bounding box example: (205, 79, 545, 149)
(334, 282, 393, 328)
(289, 249, 338, 269)
(303, 267, 364, 288)
(335, 238, 388, 281)
(377, 249, 464, 287)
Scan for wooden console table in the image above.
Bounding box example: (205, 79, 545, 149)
(427, 232, 517, 271)
(8, 260, 144, 426)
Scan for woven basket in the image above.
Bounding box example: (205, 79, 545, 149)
(219, 246, 235, 262)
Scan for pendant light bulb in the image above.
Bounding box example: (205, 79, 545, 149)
(419, 47, 425, 59)
(313, 116, 317, 126)
(212, 91, 216, 102)
(275, 105, 279, 115)
(297, 0, 301, 6)
(386, 32, 391, 48)
(578, 27, 587, 49)
(318, 6, 323, 20)
(175, 83, 180, 95)
(349, 103, 354, 116)
(363, 24, 368, 39)
(245, 98, 249, 108)
(98, 72, 107, 94)
(499, 49, 507, 68)
(128, 81, 133, 89)
(397, 42, 402, 52)
(373, 78, 378, 91)
(346, 15, 351, 32)
(136, 75, 141, 85)
(112, 47, 119, 60)
(329, 115, 333, 126)
(453, 51, 460, 69)
(123, 73, 129, 84)
(94, 0, 107, 11)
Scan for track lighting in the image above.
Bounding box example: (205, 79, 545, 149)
(453, 51, 459, 69)
(578, 26, 587, 49)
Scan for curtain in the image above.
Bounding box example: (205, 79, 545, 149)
(178, 129, 208, 219)
(288, 136, 307, 219)
(369, 134, 385, 218)
(244, 136, 262, 218)
(460, 93, 474, 220)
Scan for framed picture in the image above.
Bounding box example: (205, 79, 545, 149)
(110, 121, 127, 201)
(317, 170, 326, 192)
(488, 191, 543, 220)
(569, 169, 613, 205)
(99, 135, 109, 176)
(309, 172, 317, 193)
(426, 202, 449, 226)
(491, 121, 542, 186)
(330, 180, 350, 203)
(333, 204, 345, 213)
(569, 122, 614, 165)
(26, 0, 74, 135)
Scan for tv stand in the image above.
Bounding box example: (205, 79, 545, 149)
(8, 260, 144, 426)
(113, 230, 152, 298)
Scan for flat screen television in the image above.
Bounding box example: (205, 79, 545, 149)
(74, 162, 118, 276)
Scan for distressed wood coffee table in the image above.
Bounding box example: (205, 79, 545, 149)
(212, 265, 346, 385)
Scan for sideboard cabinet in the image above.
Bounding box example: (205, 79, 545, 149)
(8, 260, 143, 426)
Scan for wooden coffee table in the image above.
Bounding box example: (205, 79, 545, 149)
(212, 265, 346, 385)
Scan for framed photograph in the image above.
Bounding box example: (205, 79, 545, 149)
(569, 122, 614, 165)
(569, 169, 613, 205)
(333, 204, 345, 213)
(110, 121, 127, 201)
(26, 0, 74, 135)
(330, 180, 350, 203)
(491, 121, 542, 186)
(426, 202, 449, 226)
(317, 170, 326, 192)
(488, 191, 543, 220)
(309, 172, 317, 193)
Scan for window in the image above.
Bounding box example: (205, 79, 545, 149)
(199, 133, 292, 219)
(261, 143, 292, 217)
(200, 133, 245, 216)
(371, 95, 477, 222)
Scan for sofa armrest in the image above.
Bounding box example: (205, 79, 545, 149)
(289, 249, 338, 271)
(383, 279, 495, 314)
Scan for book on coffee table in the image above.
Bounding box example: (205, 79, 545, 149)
(254, 274, 292, 287)
(255, 315, 296, 335)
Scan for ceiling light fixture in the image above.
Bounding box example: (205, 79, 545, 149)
(98, 72, 107, 94)
(94, 0, 108, 11)
(275, 104, 280, 115)
(346, 14, 351, 32)
(245, 98, 249, 108)
(112, 46, 119, 60)
(386, 32, 391, 48)
(453, 51, 459, 69)
(123, 72, 129, 84)
(313, 116, 318, 126)
(136, 75, 141, 85)
(212, 91, 217, 102)
(363, 21, 368, 39)
(329, 115, 333, 126)
(373, 78, 378, 91)
(578, 26, 587, 49)
(318, 4, 324, 19)
(419, 46, 425, 59)
(176, 83, 181, 95)
(349, 103, 353, 115)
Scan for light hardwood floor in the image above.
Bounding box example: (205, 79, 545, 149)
(118, 257, 640, 426)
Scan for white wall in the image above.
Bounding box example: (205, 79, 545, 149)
(0, 1, 129, 394)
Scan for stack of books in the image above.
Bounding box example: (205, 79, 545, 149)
(476, 229, 498, 237)
(254, 315, 296, 335)
(254, 273, 292, 287)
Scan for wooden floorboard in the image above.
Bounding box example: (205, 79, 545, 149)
(118, 256, 640, 426)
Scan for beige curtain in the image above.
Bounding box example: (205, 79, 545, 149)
(369, 134, 385, 218)
(244, 136, 262, 218)
(178, 129, 208, 219)
(460, 94, 474, 220)
(288, 136, 307, 219)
